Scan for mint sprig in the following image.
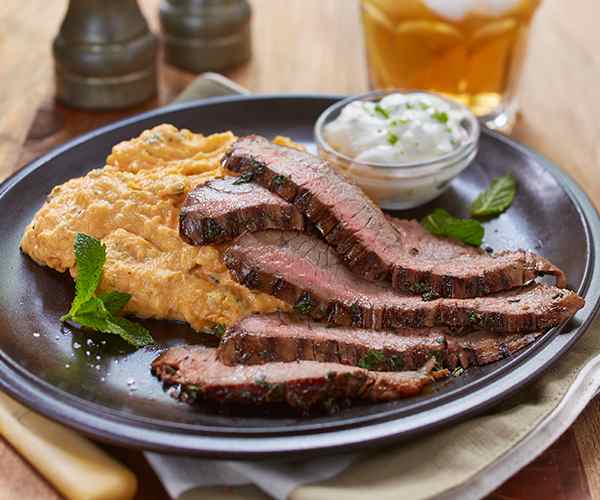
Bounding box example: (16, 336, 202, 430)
(421, 209, 484, 246)
(470, 175, 517, 217)
(61, 233, 154, 347)
(98, 291, 132, 315)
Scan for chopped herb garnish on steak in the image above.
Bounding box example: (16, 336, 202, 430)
(204, 219, 223, 240)
(468, 312, 481, 323)
(249, 158, 265, 173)
(387, 355, 405, 371)
(294, 293, 314, 314)
(234, 159, 265, 184)
(233, 171, 256, 184)
(350, 302, 362, 323)
(421, 289, 440, 302)
(212, 323, 226, 337)
(272, 174, 288, 187)
(433, 351, 445, 368)
(358, 350, 385, 370)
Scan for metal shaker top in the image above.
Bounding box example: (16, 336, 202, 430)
(53, 0, 157, 110)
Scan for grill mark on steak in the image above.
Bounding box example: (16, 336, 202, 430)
(223, 231, 584, 333)
(180, 178, 304, 245)
(447, 331, 544, 367)
(217, 313, 545, 370)
(151, 346, 434, 411)
(178, 178, 522, 296)
(222, 135, 567, 298)
(218, 313, 447, 370)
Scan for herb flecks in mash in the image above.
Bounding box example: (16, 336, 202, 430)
(61, 233, 154, 347)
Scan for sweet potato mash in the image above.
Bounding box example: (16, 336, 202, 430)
(21, 124, 290, 332)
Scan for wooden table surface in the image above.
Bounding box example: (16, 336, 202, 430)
(1, 0, 599, 498)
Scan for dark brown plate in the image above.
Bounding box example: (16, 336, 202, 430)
(0, 95, 599, 458)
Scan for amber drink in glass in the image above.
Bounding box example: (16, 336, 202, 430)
(361, 0, 542, 131)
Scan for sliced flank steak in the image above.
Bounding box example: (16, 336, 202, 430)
(180, 177, 479, 259)
(223, 231, 584, 333)
(446, 330, 544, 368)
(217, 313, 544, 370)
(180, 177, 304, 245)
(222, 135, 566, 298)
(218, 313, 447, 370)
(152, 346, 434, 411)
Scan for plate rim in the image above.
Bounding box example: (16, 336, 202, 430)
(1, 94, 599, 458)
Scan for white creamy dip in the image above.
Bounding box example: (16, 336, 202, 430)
(324, 92, 468, 165)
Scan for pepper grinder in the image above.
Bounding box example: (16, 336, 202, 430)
(53, 0, 158, 110)
(160, 0, 252, 73)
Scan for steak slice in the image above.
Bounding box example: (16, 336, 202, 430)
(447, 331, 544, 368)
(222, 135, 566, 297)
(151, 346, 434, 411)
(223, 231, 584, 333)
(217, 313, 544, 370)
(218, 313, 447, 370)
(180, 178, 304, 245)
(180, 178, 479, 260)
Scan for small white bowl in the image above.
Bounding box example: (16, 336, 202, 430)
(314, 90, 480, 210)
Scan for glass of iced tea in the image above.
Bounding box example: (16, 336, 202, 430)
(360, 0, 542, 131)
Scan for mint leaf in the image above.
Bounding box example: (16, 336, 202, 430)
(108, 316, 154, 347)
(470, 175, 517, 217)
(99, 291, 131, 315)
(67, 297, 153, 348)
(62, 233, 154, 348)
(65, 233, 106, 318)
(421, 209, 484, 246)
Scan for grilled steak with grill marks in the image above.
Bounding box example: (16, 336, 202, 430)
(222, 135, 566, 298)
(180, 178, 304, 245)
(218, 313, 447, 370)
(152, 345, 434, 411)
(223, 231, 584, 333)
(217, 313, 544, 370)
(446, 331, 544, 368)
(180, 178, 480, 261)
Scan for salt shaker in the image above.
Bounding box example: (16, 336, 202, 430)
(160, 0, 252, 73)
(53, 0, 158, 110)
